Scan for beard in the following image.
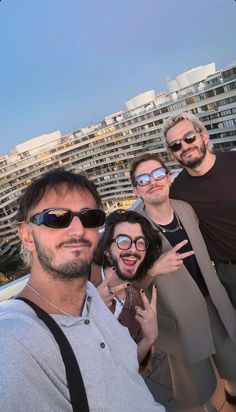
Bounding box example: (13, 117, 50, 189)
(33, 236, 92, 281)
(178, 141, 207, 168)
(107, 252, 142, 282)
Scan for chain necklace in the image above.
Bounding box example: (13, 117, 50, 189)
(25, 283, 74, 317)
(153, 210, 183, 234)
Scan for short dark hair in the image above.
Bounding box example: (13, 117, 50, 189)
(130, 153, 169, 186)
(94, 210, 162, 280)
(16, 168, 102, 222)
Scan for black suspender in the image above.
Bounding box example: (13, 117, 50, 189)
(16, 297, 89, 412)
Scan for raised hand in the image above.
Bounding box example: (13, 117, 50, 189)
(148, 239, 195, 277)
(97, 272, 129, 308)
(135, 285, 158, 344)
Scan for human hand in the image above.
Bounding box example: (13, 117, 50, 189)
(97, 272, 129, 308)
(147, 239, 194, 277)
(135, 285, 158, 345)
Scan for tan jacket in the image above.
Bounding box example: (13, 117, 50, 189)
(135, 199, 236, 363)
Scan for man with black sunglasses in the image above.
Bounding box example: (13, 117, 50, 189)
(91, 210, 162, 374)
(130, 153, 236, 411)
(0, 169, 165, 412)
(164, 112, 236, 314)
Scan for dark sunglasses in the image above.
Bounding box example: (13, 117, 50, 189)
(29, 208, 106, 229)
(167, 132, 197, 152)
(112, 234, 149, 251)
(135, 167, 167, 187)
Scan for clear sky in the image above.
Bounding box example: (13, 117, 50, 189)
(0, 0, 235, 155)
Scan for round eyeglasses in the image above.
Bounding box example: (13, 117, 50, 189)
(111, 234, 149, 251)
(135, 167, 167, 187)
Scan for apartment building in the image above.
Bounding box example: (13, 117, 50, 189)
(1, 61, 236, 256)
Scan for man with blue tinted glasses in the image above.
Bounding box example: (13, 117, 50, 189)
(130, 153, 236, 412)
(0, 169, 166, 412)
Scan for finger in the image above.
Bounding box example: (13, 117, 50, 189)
(177, 250, 195, 260)
(101, 271, 113, 286)
(112, 282, 130, 293)
(150, 285, 157, 308)
(135, 306, 146, 318)
(172, 239, 189, 252)
(139, 289, 151, 309)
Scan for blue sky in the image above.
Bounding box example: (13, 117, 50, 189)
(0, 0, 235, 155)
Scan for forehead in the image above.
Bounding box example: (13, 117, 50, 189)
(166, 119, 195, 141)
(113, 222, 144, 238)
(31, 184, 97, 214)
(135, 160, 163, 176)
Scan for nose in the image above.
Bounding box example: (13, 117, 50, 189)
(128, 242, 137, 253)
(67, 216, 85, 236)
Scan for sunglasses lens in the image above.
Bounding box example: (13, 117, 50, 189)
(152, 167, 166, 180)
(115, 235, 131, 250)
(136, 174, 150, 186)
(185, 135, 196, 144)
(44, 209, 72, 228)
(169, 142, 182, 152)
(80, 209, 106, 228)
(169, 133, 197, 152)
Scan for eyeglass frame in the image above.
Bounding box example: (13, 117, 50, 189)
(167, 130, 200, 152)
(135, 167, 167, 187)
(111, 234, 149, 251)
(29, 208, 106, 229)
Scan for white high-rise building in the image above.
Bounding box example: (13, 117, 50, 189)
(1, 62, 236, 255)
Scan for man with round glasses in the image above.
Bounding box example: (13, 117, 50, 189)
(0, 169, 166, 412)
(163, 112, 236, 312)
(130, 153, 236, 411)
(91, 209, 162, 373)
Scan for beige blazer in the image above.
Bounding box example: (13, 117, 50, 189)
(135, 199, 236, 363)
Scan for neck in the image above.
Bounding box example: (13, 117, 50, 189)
(144, 199, 174, 225)
(185, 151, 216, 176)
(19, 269, 87, 317)
(103, 267, 127, 299)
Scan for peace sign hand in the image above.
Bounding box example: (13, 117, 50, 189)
(148, 239, 195, 277)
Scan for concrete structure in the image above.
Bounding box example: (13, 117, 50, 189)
(1, 62, 236, 256)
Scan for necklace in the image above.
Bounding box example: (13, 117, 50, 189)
(25, 283, 74, 317)
(153, 210, 183, 233)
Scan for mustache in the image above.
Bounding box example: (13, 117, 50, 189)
(181, 146, 198, 156)
(121, 252, 141, 260)
(57, 237, 92, 248)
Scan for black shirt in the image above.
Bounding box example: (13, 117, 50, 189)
(170, 152, 236, 260)
(157, 213, 208, 296)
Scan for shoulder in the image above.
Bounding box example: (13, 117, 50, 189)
(216, 151, 236, 164)
(170, 198, 194, 211)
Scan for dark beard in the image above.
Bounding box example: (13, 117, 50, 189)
(107, 254, 141, 282)
(178, 143, 207, 168)
(33, 237, 92, 281)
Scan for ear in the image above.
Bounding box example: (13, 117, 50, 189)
(18, 223, 35, 253)
(201, 130, 209, 146)
(133, 184, 140, 198)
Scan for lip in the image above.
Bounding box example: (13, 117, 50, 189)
(121, 256, 139, 267)
(181, 147, 197, 158)
(148, 185, 164, 194)
(61, 243, 89, 250)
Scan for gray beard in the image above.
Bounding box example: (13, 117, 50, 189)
(34, 237, 91, 281)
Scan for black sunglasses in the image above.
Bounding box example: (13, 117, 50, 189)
(29, 208, 106, 229)
(167, 132, 197, 152)
(112, 234, 149, 251)
(135, 167, 167, 187)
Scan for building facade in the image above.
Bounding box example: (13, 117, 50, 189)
(1, 62, 236, 256)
